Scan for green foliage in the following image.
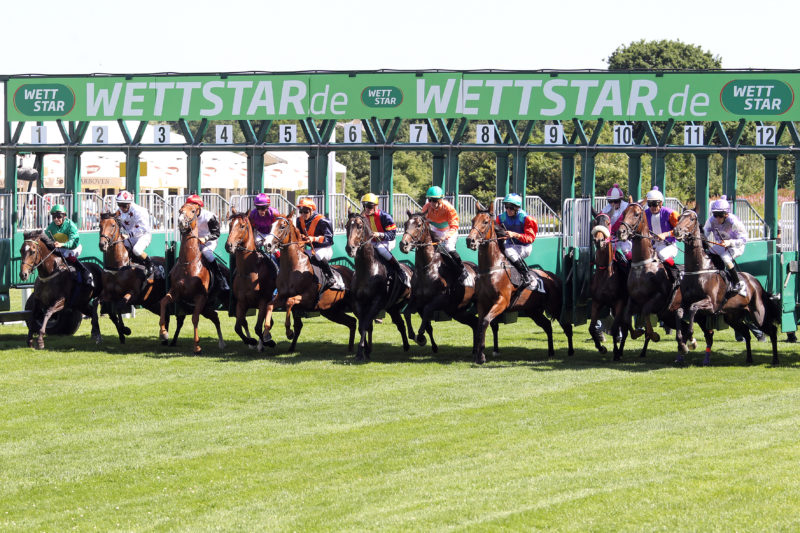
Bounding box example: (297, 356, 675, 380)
(606, 39, 722, 70)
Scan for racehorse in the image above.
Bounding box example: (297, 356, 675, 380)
(466, 204, 574, 364)
(588, 212, 629, 355)
(158, 201, 226, 354)
(98, 212, 171, 344)
(615, 201, 692, 360)
(672, 209, 780, 365)
(225, 209, 277, 351)
(345, 211, 414, 361)
(18, 231, 104, 349)
(263, 212, 357, 353)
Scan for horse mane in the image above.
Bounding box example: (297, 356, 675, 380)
(100, 212, 117, 221)
(228, 211, 249, 222)
(494, 223, 508, 239)
(24, 230, 55, 250)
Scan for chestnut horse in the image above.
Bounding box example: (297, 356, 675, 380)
(672, 210, 780, 365)
(225, 209, 277, 351)
(466, 205, 574, 364)
(158, 202, 226, 354)
(98, 212, 171, 344)
(399, 211, 495, 355)
(263, 212, 356, 353)
(345, 212, 414, 361)
(19, 231, 103, 349)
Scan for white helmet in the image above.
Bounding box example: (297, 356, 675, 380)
(710, 195, 731, 213)
(645, 186, 664, 203)
(606, 183, 624, 201)
(115, 190, 134, 204)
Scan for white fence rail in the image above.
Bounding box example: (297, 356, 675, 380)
(734, 199, 769, 241)
(779, 201, 798, 252)
(76, 193, 104, 231)
(378, 194, 423, 229)
(562, 198, 593, 250)
(296, 194, 361, 234)
(229, 194, 296, 216)
(16, 193, 70, 231)
(493, 196, 562, 237)
(0, 194, 12, 239)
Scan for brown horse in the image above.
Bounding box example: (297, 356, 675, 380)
(263, 212, 356, 353)
(97, 212, 171, 344)
(158, 201, 226, 354)
(466, 205, 574, 364)
(345, 212, 415, 361)
(399, 211, 493, 355)
(672, 209, 780, 365)
(615, 202, 693, 360)
(225, 209, 277, 351)
(19, 231, 103, 349)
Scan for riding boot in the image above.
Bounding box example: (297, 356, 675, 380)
(142, 255, 154, 278)
(727, 264, 746, 296)
(319, 260, 336, 289)
(449, 250, 469, 283)
(388, 255, 410, 287)
(73, 258, 94, 287)
(210, 260, 230, 292)
(512, 258, 534, 287)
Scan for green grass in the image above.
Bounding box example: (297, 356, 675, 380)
(1, 293, 800, 531)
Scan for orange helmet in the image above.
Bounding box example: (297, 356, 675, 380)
(186, 194, 204, 207)
(297, 197, 317, 211)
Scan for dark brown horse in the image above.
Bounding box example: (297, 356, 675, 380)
(345, 212, 414, 361)
(672, 209, 780, 365)
(615, 202, 692, 360)
(158, 201, 226, 354)
(98, 212, 170, 344)
(225, 209, 277, 351)
(466, 205, 574, 364)
(399, 211, 493, 355)
(263, 212, 356, 353)
(19, 232, 103, 349)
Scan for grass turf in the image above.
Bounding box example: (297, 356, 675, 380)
(1, 291, 799, 531)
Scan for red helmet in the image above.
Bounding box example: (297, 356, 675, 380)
(186, 194, 204, 207)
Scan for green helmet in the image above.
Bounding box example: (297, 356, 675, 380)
(426, 186, 444, 199)
(50, 204, 67, 215)
(503, 193, 523, 208)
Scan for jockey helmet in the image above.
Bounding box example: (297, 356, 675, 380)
(710, 195, 731, 214)
(645, 186, 664, 203)
(297, 197, 317, 211)
(50, 204, 67, 215)
(186, 194, 204, 208)
(361, 192, 379, 206)
(426, 186, 444, 199)
(115, 190, 134, 204)
(254, 193, 271, 207)
(503, 193, 523, 208)
(606, 183, 625, 201)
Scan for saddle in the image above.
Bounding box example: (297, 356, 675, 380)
(436, 245, 475, 288)
(507, 265, 546, 293)
(706, 253, 740, 295)
(311, 263, 346, 292)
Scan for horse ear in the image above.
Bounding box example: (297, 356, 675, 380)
(591, 207, 599, 218)
(628, 195, 633, 203)
(476, 201, 485, 212)
(406, 209, 413, 218)
(231, 206, 238, 215)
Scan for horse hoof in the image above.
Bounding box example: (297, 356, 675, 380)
(630, 329, 643, 340)
(703, 355, 711, 366)
(598, 345, 607, 354)
(218, 341, 226, 350)
(638, 351, 647, 358)
(674, 355, 685, 365)
(95, 335, 103, 345)
(265, 339, 276, 348)
(194, 347, 203, 355)
(688, 338, 697, 350)
(123, 327, 132, 336)
(159, 331, 169, 342)
(431, 344, 438, 353)
(613, 353, 621, 361)
(474, 355, 486, 365)
(415, 335, 427, 346)
(568, 348, 575, 357)
(492, 350, 500, 358)
(248, 343, 256, 350)
(650, 332, 661, 342)
(286, 331, 295, 341)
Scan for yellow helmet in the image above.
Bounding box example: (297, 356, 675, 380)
(361, 193, 379, 206)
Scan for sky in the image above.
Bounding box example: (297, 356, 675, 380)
(3, 0, 798, 75)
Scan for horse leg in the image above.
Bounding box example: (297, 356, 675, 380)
(234, 300, 257, 347)
(321, 307, 357, 353)
(170, 313, 185, 346)
(288, 308, 303, 352)
(615, 301, 635, 361)
(589, 300, 606, 354)
(474, 301, 506, 364)
(425, 323, 438, 353)
(417, 295, 447, 345)
(86, 299, 102, 345)
(490, 319, 500, 358)
(531, 310, 555, 358)
(559, 317, 575, 356)
(388, 306, 410, 352)
(107, 310, 128, 344)
(261, 303, 276, 348)
(159, 292, 175, 344)
(191, 296, 206, 355)
(38, 300, 65, 350)
(202, 308, 225, 351)
(702, 327, 715, 366)
(402, 307, 416, 345)
(355, 308, 371, 362)
(284, 296, 301, 341)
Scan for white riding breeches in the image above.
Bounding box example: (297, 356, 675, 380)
(200, 239, 218, 262)
(654, 241, 678, 261)
(373, 239, 396, 262)
(57, 244, 81, 260)
(430, 228, 457, 252)
(503, 242, 532, 262)
(125, 233, 152, 258)
(615, 239, 632, 257)
(312, 246, 333, 262)
(708, 243, 742, 266)
(254, 231, 269, 249)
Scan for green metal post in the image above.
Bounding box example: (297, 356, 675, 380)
(561, 154, 576, 208)
(432, 154, 445, 190)
(722, 151, 738, 209)
(695, 154, 710, 221)
(186, 148, 202, 194)
(246, 150, 265, 194)
(308, 151, 331, 214)
(444, 150, 460, 199)
(125, 150, 142, 202)
(496, 153, 510, 199)
(627, 154, 642, 201)
(511, 150, 527, 198)
(764, 155, 778, 240)
(369, 151, 394, 212)
(64, 150, 82, 227)
(581, 151, 596, 198)
(651, 152, 666, 195)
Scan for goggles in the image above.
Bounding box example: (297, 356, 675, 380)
(298, 207, 311, 214)
(647, 201, 660, 207)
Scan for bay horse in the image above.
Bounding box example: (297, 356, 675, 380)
(345, 212, 415, 361)
(672, 209, 779, 365)
(588, 212, 629, 355)
(158, 201, 226, 354)
(615, 201, 693, 360)
(263, 212, 356, 353)
(98, 212, 171, 344)
(19, 231, 103, 349)
(399, 211, 495, 356)
(466, 204, 574, 364)
(225, 209, 277, 351)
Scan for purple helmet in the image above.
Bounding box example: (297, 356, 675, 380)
(254, 193, 271, 207)
(710, 195, 730, 213)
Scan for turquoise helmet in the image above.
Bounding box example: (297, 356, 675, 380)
(426, 185, 444, 199)
(503, 193, 523, 208)
(50, 204, 67, 215)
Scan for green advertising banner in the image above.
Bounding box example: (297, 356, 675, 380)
(6, 71, 798, 122)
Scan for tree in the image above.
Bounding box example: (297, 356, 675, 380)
(606, 39, 721, 70)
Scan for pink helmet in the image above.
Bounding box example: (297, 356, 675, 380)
(115, 190, 134, 204)
(254, 193, 271, 207)
(606, 183, 624, 201)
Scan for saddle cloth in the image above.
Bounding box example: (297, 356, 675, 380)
(507, 266, 546, 293)
(312, 264, 346, 291)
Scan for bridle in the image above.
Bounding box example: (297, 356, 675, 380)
(617, 203, 653, 241)
(269, 216, 306, 249)
(228, 214, 255, 253)
(402, 214, 435, 250)
(99, 216, 127, 250)
(468, 212, 500, 245)
(345, 213, 376, 253)
(179, 204, 199, 238)
(21, 238, 61, 275)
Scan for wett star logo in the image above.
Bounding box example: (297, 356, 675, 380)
(13, 83, 76, 117)
(720, 80, 794, 115)
(361, 86, 403, 108)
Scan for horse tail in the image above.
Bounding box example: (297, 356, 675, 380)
(764, 288, 781, 326)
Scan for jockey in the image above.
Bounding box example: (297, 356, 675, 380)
(115, 190, 153, 277)
(360, 192, 409, 286)
(186, 194, 229, 292)
(602, 183, 631, 260)
(295, 197, 336, 288)
(703, 195, 748, 297)
(248, 193, 279, 253)
(496, 193, 537, 285)
(422, 186, 468, 283)
(45, 204, 92, 286)
(644, 186, 680, 284)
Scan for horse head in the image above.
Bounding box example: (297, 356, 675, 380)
(399, 211, 431, 254)
(19, 231, 55, 281)
(178, 202, 201, 235)
(591, 212, 612, 248)
(672, 209, 700, 243)
(262, 211, 297, 254)
(466, 202, 495, 250)
(225, 211, 253, 254)
(616, 202, 646, 242)
(344, 212, 371, 258)
(98, 212, 122, 253)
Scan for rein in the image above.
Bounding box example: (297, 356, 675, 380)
(403, 215, 437, 250)
(22, 239, 61, 273)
